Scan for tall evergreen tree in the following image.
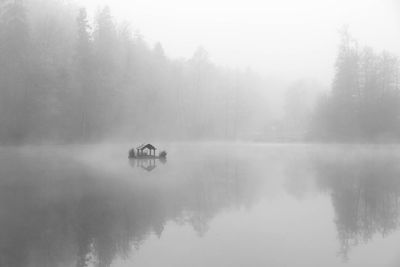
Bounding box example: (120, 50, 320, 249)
(92, 6, 119, 137)
(0, 0, 30, 142)
(330, 27, 360, 140)
(76, 8, 94, 140)
(311, 29, 400, 142)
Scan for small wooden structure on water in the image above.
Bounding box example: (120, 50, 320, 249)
(136, 144, 157, 157)
(128, 144, 166, 159)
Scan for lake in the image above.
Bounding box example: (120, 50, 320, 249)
(1, 143, 400, 266)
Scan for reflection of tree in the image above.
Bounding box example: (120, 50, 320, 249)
(0, 150, 263, 266)
(314, 153, 400, 259)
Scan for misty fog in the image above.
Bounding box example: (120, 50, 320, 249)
(1, 0, 400, 266)
(0, 0, 397, 144)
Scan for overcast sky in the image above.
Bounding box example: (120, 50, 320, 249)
(80, 0, 400, 86)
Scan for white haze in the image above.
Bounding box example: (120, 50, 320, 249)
(81, 0, 400, 85)
(0, 0, 398, 143)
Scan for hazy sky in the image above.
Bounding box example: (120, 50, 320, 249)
(81, 0, 400, 86)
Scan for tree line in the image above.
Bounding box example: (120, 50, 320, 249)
(0, 0, 268, 144)
(311, 28, 400, 142)
(2, 1, 398, 144)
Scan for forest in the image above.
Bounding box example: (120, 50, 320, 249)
(0, 0, 268, 144)
(0, 0, 399, 144)
(311, 29, 400, 142)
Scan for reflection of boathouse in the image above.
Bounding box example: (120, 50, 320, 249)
(137, 158, 156, 172)
(130, 157, 166, 172)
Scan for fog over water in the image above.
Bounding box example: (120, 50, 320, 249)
(2, 144, 400, 266)
(1, 0, 400, 266)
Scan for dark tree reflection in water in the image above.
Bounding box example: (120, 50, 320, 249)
(314, 151, 400, 260)
(0, 146, 265, 267)
(3, 145, 400, 266)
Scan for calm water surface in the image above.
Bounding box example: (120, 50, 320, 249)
(1, 143, 400, 266)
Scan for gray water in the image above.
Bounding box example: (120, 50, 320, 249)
(1, 143, 400, 267)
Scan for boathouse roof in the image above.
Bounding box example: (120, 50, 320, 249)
(137, 144, 156, 150)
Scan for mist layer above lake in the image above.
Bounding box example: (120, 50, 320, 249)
(0, 144, 400, 267)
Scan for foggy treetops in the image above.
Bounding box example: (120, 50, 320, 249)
(0, 0, 399, 144)
(0, 0, 270, 144)
(311, 28, 400, 142)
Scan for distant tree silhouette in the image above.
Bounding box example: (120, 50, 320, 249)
(0, 0, 270, 144)
(311, 28, 400, 142)
(76, 8, 94, 140)
(0, 0, 30, 142)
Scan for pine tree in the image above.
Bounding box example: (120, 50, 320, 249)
(76, 8, 94, 140)
(0, 0, 30, 142)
